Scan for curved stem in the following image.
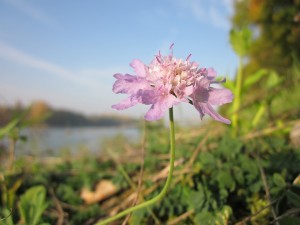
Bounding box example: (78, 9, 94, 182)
(95, 108, 176, 225)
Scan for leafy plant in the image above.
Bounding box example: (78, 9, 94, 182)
(18, 185, 49, 225)
(229, 27, 253, 136)
(0, 208, 13, 225)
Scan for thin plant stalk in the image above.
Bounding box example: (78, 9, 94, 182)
(232, 57, 243, 136)
(8, 138, 16, 172)
(95, 107, 176, 225)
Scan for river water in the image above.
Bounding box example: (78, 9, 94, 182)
(11, 126, 140, 157)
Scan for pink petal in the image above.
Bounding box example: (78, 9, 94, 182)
(193, 101, 205, 119)
(112, 73, 148, 94)
(138, 89, 157, 105)
(194, 102, 231, 124)
(130, 59, 147, 77)
(184, 85, 194, 96)
(144, 94, 179, 121)
(207, 68, 217, 80)
(192, 78, 210, 102)
(208, 88, 233, 105)
(112, 96, 140, 110)
(144, 103, 166, 121)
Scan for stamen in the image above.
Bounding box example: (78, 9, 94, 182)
(186, 54, 192, 61)
(169, 43, 174, 56)
(187, 98, 193, 105)
(156, 55, 162, 64)
(211, 77, 226, 84)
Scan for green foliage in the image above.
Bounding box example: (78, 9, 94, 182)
(0, 124, 299, 224)
(273, 173, 286, 189)
(286, 189, 300, 208)
(0, 107, 37, 143)
(228, 2, 300, 137)
(229, 26, 254, 135)
(129, 208, 148, 225)
(0, 119, 20, 140)
(232, 0, 300, 75)
(226, 50, 299, 135)
(227, 25, 295, 135)
(18, 185, 49, 225)
(243, 69, 267, 90)
(230, 27, 252, 57)
(0, 209, 13, 225)
(71, 204, 100, 225)
(56, 184, 82, 205)
(0, 176, 22, 210)
(194, 206, 232, 225)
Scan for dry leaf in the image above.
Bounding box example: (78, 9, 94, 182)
(81, 179, 117, 204)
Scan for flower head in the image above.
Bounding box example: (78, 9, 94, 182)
(112, 45, 233, 123)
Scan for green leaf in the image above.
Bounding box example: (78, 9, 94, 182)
(0, 118, 19, 139)
(194, 211, 215, 225)
(217, 171, 236, 191)
(266, 71, 281, 89)
(0, 208, 14, 225)
(200, 152, 216, 168)
(280, 216, 300, 225)
(233, 166, 244, 184)
(7, 178, 23, 209)
(188, 189, 205, 211)
(286, 190, 300, 208)
(244, 69, 267, 90)
(273, 173, 286, 188)
(216, 206, 232, 225)
(222, 78, 235, 92)
(129, 208, 147, 225)
(18, 185, 48, 225)
(252, 103, 266, 128)
(229, 27, 252, 57)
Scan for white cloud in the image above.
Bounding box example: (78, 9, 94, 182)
(176, 0, 205, 20)
(172, 0, 233, 30)
(209, 7, 231, 30)
(0, 41, 115, 91)
(186, 0, 205, 20)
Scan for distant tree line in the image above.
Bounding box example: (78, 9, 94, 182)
(45, 110, 138, 127)
(0, 101, 138, 127)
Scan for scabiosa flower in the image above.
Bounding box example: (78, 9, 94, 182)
(112, 45, 233, 124)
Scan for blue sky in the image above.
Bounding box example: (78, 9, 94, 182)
(0, 0, 237, 121)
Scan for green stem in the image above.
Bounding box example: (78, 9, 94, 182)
(95, 108, 176, 225)
(232, 57, 243, 136)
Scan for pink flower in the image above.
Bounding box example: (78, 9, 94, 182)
(112, 45, 233, 123)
